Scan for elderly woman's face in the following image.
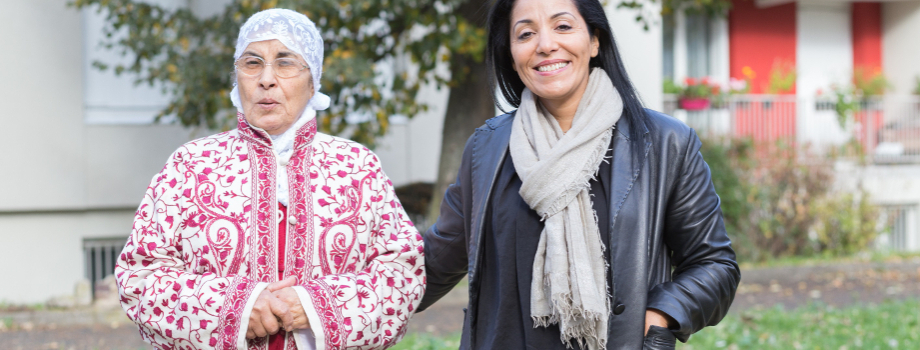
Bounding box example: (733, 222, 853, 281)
(237, 39, 314, 135)
(509, 0, 598, 104)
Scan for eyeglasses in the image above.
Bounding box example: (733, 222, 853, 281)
(235, 56, 308, 78)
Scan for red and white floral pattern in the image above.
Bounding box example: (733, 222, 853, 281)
(117, 114, 425, 350)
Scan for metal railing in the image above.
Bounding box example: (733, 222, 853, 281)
(663, 94, 920, 163)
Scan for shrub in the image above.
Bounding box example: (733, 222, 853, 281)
(701, 137, 880, 262)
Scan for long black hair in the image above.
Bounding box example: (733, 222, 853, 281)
(486, 0, 647, 140)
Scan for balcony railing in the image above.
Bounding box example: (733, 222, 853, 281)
(663, 94, 920, 163)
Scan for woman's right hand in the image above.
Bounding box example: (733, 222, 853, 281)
(271, 287, 310, 330)
(246, 277, 298, 339)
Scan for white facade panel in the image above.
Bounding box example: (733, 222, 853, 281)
(83, 124, 200, 207)
(0, 210, 134, 304)
(372, 92, 447, 187)
(604, 2, 664, 111)
(883, 1, 920, 96)
(797, 2, 853, 97)
(82, 7, 172, 125)
(0, 0, 86, 211)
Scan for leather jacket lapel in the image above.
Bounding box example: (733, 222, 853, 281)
(606, 113, 652, 348)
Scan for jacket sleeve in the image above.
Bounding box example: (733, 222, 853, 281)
(116, 149, 258, 350)
(416, 135, 474, 312)
(297, 161, 426, 350)
(645, 130, 741, 342)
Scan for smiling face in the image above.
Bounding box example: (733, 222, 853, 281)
(509, 0, 598, 106)
(236, 39, 313, 135)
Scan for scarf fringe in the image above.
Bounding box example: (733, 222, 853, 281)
(532, 291, 608, 350)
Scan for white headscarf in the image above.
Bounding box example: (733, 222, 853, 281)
(230, 8, 330, 112)
(231, 9, 329, 207)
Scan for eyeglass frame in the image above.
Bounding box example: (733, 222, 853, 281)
(233, 55, 309, 79)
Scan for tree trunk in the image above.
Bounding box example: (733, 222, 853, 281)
(425, 0, 494, 226)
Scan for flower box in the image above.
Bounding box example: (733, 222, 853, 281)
(679, 98, 711, 111)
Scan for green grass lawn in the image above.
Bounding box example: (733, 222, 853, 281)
(390, 332, 461, 350)
(681, 299, 920, 349)
(394, 299, 920, 350)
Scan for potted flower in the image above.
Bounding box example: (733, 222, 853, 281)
(678, 77, 720, 111)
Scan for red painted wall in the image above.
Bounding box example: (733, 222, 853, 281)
(728, 0, 797, 94)
(852, 2, 883, 72)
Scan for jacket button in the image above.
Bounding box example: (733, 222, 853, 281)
(613, 303, 626, 315)
(288, 215, 297, 225)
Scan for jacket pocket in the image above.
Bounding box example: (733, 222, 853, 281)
(643, 325, 676, 350)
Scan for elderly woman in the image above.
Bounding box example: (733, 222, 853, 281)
(419, 0, 739, 349)
(116, 9, 424, 350)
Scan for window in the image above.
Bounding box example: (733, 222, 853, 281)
(685, 13, 712, 79)
(661, 11, 728, 84)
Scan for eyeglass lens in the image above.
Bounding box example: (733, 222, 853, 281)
(236, 56, 304, 78)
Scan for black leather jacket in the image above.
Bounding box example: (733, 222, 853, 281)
(419, 109, 740, 349)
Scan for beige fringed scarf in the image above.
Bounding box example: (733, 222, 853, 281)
(510, 68, 623, 350)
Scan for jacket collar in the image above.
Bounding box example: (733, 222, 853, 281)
(612, 108, 649, 141)
(236, 112, 317, 150)
(482, 107, 648, 139)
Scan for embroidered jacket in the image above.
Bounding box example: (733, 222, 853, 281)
(116, 114, 425, 350)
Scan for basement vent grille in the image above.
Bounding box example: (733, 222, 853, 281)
(83, 237, 128, 297)
(880, 204, 919, 252)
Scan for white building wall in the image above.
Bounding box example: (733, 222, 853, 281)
(0, 210, 134, 303)
(797, 2, 853, 97)
(837, 164, 920, 211)
(795, 2, 854, 149)
(0, 0, 192, 303)
(372, 85, 448, 187)
(835, 162, 920, 252)
(605, 2, 664, 111)
(0, 0, 87, 211)
(883, 1, 920, 96)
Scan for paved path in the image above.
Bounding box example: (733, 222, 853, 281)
(731, 259, 920, 311)
(2, 257, 918, 348)
(0, 324, 146, 350)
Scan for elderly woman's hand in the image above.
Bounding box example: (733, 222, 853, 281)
(247, 277, 297, 339)
(272, 287, 310, 330)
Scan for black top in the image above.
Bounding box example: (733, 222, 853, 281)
(473, 142, 613, 350)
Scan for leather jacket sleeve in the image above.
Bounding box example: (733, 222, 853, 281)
(645, 131, 741, 341)
(417, 136, 475, 312)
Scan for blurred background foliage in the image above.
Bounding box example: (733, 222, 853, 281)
(701, 137, 880, 262)
(71, 0, 484, 147)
